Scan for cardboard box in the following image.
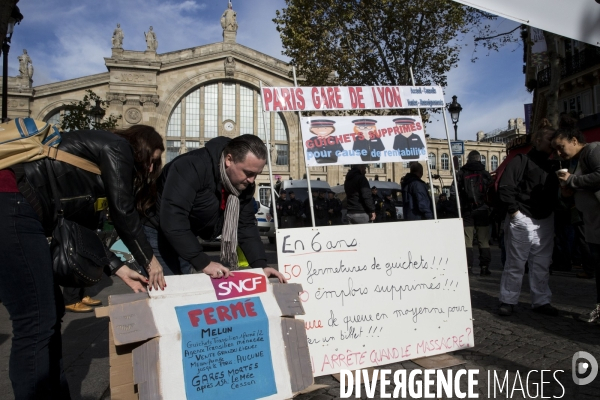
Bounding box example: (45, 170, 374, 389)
(97, 269, 312, 400)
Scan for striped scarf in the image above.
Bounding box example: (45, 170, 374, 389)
(219, 154, 241, 270)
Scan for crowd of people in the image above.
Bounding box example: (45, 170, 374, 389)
(0, 112, 598, 398)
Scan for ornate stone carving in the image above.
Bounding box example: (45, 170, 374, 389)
(270, 143, 278, 164)
(112, 72, 153, 83)
(18, 49, 33, 79)
(140, 94, 159, 106)
(224, 56, 236, 76)
(145, 26, 158, 52)
(106, 92, 127, 104)
(112, 23, 124, 49)
(125, 108, 142, 124)
(220, 3, 238, 32)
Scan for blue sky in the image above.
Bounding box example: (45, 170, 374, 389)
(7, 0, 530, 140)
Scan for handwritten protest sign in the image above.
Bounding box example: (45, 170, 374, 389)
(276, 219, 474, 377)
(300, 115, 427, 166)
(260, 85, 444, 112)
(176, 297, 276, 399)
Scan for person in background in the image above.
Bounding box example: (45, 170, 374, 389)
(381, 191, 398, 222)
(314, 189, 329, 226)
(436, 193, 456, 219)
(327, 190, 343, 225)
(344, 165, 376, 224)
(303, 189, 318, 226)
(274, 190, 288, 227)
(455, 150, 493, 275)
(371, 186, 383, 222)
(552, 117, 600, 323)
(287, 191, 303, 227)
(401, 162, 433, 221)
(497, 119, 559, 317)
(0, 124, 165, 399)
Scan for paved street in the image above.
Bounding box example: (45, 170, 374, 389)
(1, 244, 599, 400)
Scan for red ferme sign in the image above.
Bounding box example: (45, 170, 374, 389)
(211, 271, 267, 300)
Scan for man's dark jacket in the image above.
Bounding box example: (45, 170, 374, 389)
(344, 167, 375, 215)
(156, 136, 266, 271)
(498, 148, 559, 220)
(401, 172, 433, 220)
(18, 130, 153, 271)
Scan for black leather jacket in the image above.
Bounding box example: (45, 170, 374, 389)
(19, 130, 154, 272)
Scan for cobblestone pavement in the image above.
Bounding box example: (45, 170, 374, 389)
(0, 245, 598, 399)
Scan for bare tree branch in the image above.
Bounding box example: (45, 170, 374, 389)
(474, 25, 520, 42)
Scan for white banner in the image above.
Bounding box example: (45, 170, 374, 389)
(276, 219, 475, 377)
(300, 115, 428, 166)
(260, 86, 445, 112)
(451, 0, 600, 46)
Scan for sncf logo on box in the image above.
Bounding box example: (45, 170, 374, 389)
(211, 271, 267, 300)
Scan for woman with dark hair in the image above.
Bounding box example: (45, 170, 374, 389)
(552, 118, 600, 323)
(497, 118, 560, 317)
(0, 124, 165, 399)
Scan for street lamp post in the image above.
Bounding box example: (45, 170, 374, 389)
(447, 95, 462, 141)
(2, 6, 23, 123)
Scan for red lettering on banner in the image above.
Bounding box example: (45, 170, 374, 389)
(295, 88, 305, 110)
(377, 87, 386, 107)
(281, 88, 293, 110)
(273, 92, 284, 111)
(320, 87, 330, 108)
(263, 88, 273, 111)
(355, 87, 365, 108)
(372, 87, 382, 107)
(393, 87, 403, 107)
(326, 87, 336, 108)
(334, 87, 343, 108)
(384, 87, 394, 107)
(290, 89, 297, 110)
(311, 88, 321, 109)
(416, 122, 423, 131)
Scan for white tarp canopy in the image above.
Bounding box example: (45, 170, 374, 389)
(452, 0, 600, 46)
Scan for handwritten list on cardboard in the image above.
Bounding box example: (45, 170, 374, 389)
(276, 219, 474, 376)
(175, 297, 277, 399)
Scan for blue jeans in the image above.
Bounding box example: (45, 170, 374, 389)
(143, 225, 194, 275)
(0, 193, 70, 399)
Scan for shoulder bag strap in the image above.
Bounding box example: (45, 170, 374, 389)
(43, 145, 101, 175)
(44, 158, 64, 220)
